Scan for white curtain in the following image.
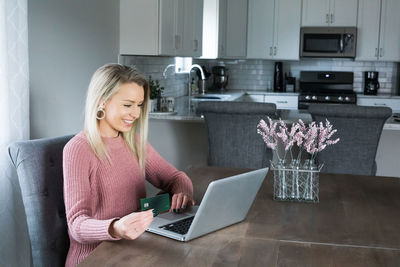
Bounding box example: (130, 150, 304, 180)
(0, 0, 31, 266)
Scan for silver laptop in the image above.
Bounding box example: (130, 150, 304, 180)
(146, 168, 268, 242)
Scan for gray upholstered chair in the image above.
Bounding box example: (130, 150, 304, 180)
(8, 135, 74, 267)
(308, 104, 392, 176)
(197, 101, 277, 169)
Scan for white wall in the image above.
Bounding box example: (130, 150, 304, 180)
(29, 0, 119, 138)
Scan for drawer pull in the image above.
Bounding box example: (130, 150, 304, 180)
(374, 103, 386, 106)
(277, 101, 288, 104)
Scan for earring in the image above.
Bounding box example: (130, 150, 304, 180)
(96, 106, 106, 120)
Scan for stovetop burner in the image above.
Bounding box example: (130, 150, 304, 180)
(298, 71, 356, 109)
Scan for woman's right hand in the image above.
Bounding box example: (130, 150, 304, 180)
(109, 209, 154, 240)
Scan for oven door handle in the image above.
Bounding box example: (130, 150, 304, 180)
(340, 35, 344, 53)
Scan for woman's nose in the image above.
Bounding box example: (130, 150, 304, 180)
(130, 106, 141, 119)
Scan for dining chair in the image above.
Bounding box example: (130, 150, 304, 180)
(197, 101, 277, 169)
(308, 104, 392, 176)
(8, 135, 74, 267)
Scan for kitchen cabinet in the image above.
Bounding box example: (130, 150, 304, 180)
(202, 0, 248, 58)
(247, 0, 301, 60)
(301, 0, 358, 27)
(357, 96, 400, 112)
(120, 0, 203, 56)
(239, 93, 298, 110)
(356, 0, 400, 61)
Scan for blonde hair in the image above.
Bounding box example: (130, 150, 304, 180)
(84, 63, 150, 174)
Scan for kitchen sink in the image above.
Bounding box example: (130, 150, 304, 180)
(193, 96, 221, 100)
(191, 94, 232, 101)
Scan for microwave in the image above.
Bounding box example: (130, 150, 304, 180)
(300, 27, 357, 58)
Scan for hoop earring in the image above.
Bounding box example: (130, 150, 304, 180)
(96, 106, 106, 120)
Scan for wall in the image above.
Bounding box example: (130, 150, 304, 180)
(29, 0, 119, 138)
(123, 56, 399, 96)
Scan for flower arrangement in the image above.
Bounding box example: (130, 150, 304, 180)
(257, 117, 340, 168)
(257, 117, 340, 202)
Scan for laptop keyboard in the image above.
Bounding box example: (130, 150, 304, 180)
(159, 216, 194, 235)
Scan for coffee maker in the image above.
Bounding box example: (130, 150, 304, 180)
(364, 71, 380, 95)
(211, 66, 229, 92)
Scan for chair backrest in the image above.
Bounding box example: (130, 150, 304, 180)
(8, 135, 74, 267)
(197, 101, 277, 169)
(308, 104, 392, 176)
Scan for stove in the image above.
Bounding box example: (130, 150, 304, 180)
(298, 71, 356, 109)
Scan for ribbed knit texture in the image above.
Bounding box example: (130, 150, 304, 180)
(63, 131, 193, 267)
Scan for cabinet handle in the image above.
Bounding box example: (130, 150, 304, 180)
(274, 46, 277, 56)
(193, 40, 198, 52)
(379, 48, 383, 57)
(330, 13, 334, 24)
(326, 14, 329, 24)
(375, 48, 378, 57)
(269, 46, 272, 56)
(277, 101, 288, 104)
(374, 103, 386, 106)
(175, 35, 181, 50)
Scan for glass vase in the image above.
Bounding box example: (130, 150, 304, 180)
(271, 160, 322, 203)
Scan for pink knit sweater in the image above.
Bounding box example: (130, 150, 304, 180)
(63, 131, 193, 266)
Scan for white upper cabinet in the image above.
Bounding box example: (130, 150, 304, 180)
(356, 0, 400, 61)
(247, 0, 301, 60)
(378, 0, 400, 61)
(302, 0, 358, 27)
(120, 0, 203, 56)
(202, 0, 248, 59)
(218, 0, 248, 58)
(120, 0, 159, 55)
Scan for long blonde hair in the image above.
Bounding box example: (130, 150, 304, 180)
(84, 63, 150, 174)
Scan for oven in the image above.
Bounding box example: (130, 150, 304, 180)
(298, 71, 357, 109)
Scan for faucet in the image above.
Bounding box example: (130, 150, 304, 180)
(188, 64, 205, 97)
(162, 64, 175, 79)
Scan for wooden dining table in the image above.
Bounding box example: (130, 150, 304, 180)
(78, 166, 400, 267)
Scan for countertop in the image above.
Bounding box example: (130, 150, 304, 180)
(149, 91, 400, 130)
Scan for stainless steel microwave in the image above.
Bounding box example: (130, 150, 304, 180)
(300, 27, 357, 58)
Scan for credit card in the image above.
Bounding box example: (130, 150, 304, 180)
(140, 193, 170, 216)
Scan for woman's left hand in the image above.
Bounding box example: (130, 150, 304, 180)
(170, 193, 195, 213)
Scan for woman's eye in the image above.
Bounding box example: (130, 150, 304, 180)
(138, 103, 144, 107)
(124, 104, 132, 108)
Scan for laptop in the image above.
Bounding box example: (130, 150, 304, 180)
(146, 168, 268, 242)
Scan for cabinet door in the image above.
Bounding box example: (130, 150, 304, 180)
(159, 0, 180, 55)
(355, 0, 380, 61)
(329, 0, 358, 26)
(379, 0, 400, 61)
(274, 0, 301, 60)
(182, 0, 203, 57)
(219, 0, 248, 58)
(120, 0, 159, 55)
(302, 0, 330, 26)
(247, 0, 274, 59)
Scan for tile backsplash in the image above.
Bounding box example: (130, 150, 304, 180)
(122, 55, 399, 96)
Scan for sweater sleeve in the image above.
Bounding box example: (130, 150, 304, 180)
(145, 142, 193, 198)
(63, 138, 120, 244)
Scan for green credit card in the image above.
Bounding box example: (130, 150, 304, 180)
(140, 193, 170, 215)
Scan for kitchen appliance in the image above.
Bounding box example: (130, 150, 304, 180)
(285, 72, 296, 92)
(298, 71, 356, 109)
(274, 62, 284, 92)
(211, 66, 229, 92)
(300, 27, 357, 58)
(364, 71, 380, 95)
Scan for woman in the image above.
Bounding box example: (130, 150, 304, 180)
(63, 63, 194, 266)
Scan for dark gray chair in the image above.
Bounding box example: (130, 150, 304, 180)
(8, 135, 74, 267)
(197, 101, 277, 169)
(308, 104, 392, 176)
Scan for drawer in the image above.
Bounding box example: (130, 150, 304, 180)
(264, 95, 298, 110)
(358, 98, 400, 112)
